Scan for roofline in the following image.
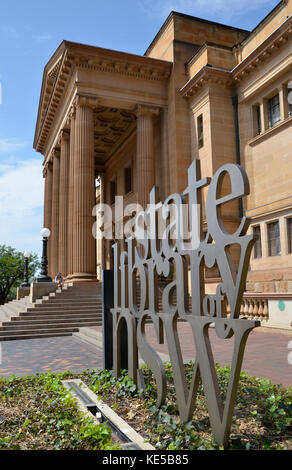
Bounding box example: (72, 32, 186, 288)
(241, 0, 285, 45)
(144, 10, 250, 56)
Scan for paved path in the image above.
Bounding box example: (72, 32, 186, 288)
(0, 325, 291, 388)
(0, 336, 102, 377)
(91, 324, 292, 388)
(143, 324, 292, 388)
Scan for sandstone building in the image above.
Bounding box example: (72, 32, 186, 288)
(34, 0, 292, 293)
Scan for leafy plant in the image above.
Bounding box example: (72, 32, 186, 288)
(0, 245, 40, 304)
(0, 371, 119, 450)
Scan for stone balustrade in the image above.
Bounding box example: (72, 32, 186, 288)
(225, 293, 292, 329)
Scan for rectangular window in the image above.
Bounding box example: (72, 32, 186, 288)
(110, 179, 116, 206)
(197, 114, 204, 149)
(288, 84, 292, 117)
(253, 105, 261, 136)
(268, 221, 281, 256)
(253, 226, 262, 259)
(287, 218, 292, 254)
(124, 167, 132, 194)
(268, 94, 281, 128)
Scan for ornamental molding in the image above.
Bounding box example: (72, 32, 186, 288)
(181, 16, 292, 99)
(181, 68, 233, 99)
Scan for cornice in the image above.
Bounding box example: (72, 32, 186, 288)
(34, 41, 172, 156)
(232, 16, 292, 83)
(180, 67, 233, 98)
(180, 16, 292, 100)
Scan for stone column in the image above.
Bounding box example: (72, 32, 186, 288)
(72, 96, 97, 281)
(58, 130, 70, 277)
(50, 149, 61, 279)
(136, 105, 159, 208)
(100, 172, 106, 271)
(67, 109, 76, 279)
(43, 161, 53, 277)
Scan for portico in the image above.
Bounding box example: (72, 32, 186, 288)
(35, 41, 172, 281)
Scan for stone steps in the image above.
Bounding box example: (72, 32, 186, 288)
(0, 284, 102, 341)
(18, 308, 101, 318)
(2, 314, 100, 324)
(0, 332, 74, 341)
(0, 326, 79, 336)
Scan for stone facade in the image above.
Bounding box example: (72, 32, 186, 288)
(34, 0, 292, 292)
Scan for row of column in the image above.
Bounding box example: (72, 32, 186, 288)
(43, 97, 97, 281)
(43, 99, 160, 279)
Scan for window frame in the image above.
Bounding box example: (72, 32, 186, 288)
(252, 225, 262, 259)
(197, 114, 204, 149)
(124, 166, 132, 195)
(267, 220, 281, 257)
(267, 94, 281, 128)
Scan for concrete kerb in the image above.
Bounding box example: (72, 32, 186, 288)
(63, 378, 154, 450)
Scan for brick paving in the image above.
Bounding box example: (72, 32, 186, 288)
(143, 323, 292, 388)
(92, 324, 292, 388)
(0, 336, 102, 377)
(0, 324, 291, 388)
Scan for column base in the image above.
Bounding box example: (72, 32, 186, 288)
(66, 272, 98, 283)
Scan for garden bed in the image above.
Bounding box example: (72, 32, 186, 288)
(0, 371, 119, 450)
(80, 363, 292, 450)
(0, 364, 291, 450)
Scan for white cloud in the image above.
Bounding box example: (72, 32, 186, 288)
(0, 159, 44, 255)
(34, 33, 53, 42)
(138, 0, 277, 23)
(1, 26, 19, 39)
(0, 138, 26, 154)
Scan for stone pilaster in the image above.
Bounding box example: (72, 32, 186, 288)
(136, 104, 159, 208)
(72, 96, 97, 281)
(50, 149, 60, 279)
(43, 161, 53, 277)
(58, 130, 70, 277)
(67, 109, 76, 278)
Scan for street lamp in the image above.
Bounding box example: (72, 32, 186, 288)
(21, 251, 31, 287)
(36, 228, 52, 283)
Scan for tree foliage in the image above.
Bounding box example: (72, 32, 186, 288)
(0, 245, 40, 305)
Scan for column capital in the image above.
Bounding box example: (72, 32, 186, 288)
(43, 161, 53, 178)
(68, 104, 76, 122)
(58, 129, 70, 146)
(74, 94, 99, 110)
(135, 104, 160, 118)
(50, 147, 60, 161)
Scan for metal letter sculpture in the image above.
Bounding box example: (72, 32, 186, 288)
(110, 160, 260, 447)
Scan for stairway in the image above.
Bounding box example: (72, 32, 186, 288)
(0, 283, 102, 341)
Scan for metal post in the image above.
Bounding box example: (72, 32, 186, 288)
(102, 269, 128, 370)
(21, 257, 30, 287)
(36, 236, 52, 283)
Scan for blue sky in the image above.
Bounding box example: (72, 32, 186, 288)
(0, 0, 279, 257)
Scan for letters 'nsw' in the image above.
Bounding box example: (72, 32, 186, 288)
(108, 160, 260, 447)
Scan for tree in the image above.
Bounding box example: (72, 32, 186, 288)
(0, 245, 40, 305)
